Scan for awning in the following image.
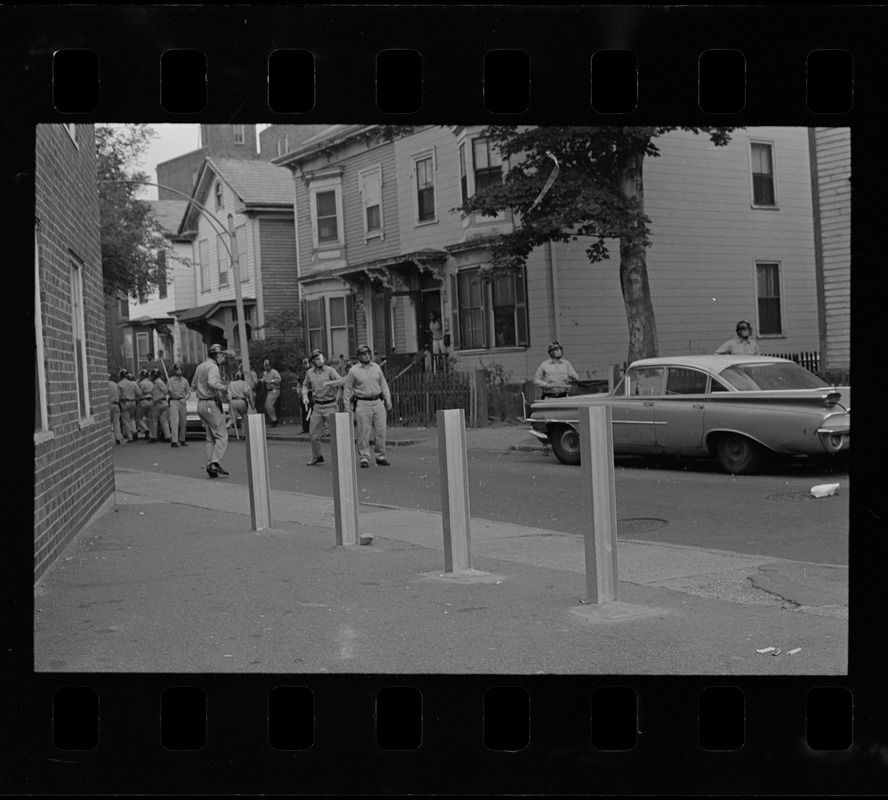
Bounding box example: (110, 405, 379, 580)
(298, 249, 448, 284)
(120, 314, 175, 329)
(172, 299, 255, 324)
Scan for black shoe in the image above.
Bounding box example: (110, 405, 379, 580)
(360, 460, 370, 468)
(207, 466, 218, 478)
(180, 442, 189, 447)
(307, 456, 324, 466)
(376, 458, 391, 466)
(148, 438, 157, 444)
(212, 462, 230, 476)
(171, 443, 179, 448)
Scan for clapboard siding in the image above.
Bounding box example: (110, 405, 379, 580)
(813, 127, 851, 370)
(259, 216, 300, 329)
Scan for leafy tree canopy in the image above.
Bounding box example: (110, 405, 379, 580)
(96, 124, 177, 299)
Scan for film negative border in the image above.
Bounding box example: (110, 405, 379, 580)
(6, 3, 884, 795)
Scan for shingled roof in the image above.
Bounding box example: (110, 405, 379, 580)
(148, 200, 189, 236)
(207, 158, 294, 206)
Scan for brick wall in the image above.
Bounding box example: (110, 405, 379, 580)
(34, 124, 115, 584)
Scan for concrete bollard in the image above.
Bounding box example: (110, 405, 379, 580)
(330, 411, 359, 546)
(244, 412, 272, 531)
(578, 405, 620, 603)
(437, 408, 472, 572)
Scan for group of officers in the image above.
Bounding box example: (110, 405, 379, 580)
(110, 343, 393, 479)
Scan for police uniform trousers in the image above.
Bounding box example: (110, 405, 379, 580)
(354, 398, 387, 463)
(137, 398, 152, 435)
(168, 398, 188, 445)
(264, 388, 280, 423)
(120, 400, 138, 441)
(308, 401, 338, 459)
(149, 399, 171, 441)
(197, 398, 228, 465)
(229, 398, 249, 432)
(109, 402, 122, 443)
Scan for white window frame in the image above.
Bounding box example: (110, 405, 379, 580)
(308, 175, 345, 249)
(749, 140, 778, 209)
(70, 258, 92, 420)
(34, 229, 51, 441)
(233, 124, 245, 145)
(358, 164, 385, 240)
(198, 238, 210, 293)
(456, 132, 507, 224)
(327, 294, 352, 360)
(411, 149, 437, 226)
(754, 259, 786, 337)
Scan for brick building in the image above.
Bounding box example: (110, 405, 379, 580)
(34, 123, 115, 583)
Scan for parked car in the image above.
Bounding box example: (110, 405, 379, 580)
(186, 396, 235, 437)
(527, 355, 850, 474)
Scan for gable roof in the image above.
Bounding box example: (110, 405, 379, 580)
(148, 200, 189, 237)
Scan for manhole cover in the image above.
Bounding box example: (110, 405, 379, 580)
(618, 517, 669, 533)
(766, 492, 812, 502)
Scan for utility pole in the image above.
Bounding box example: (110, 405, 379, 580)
(228, 213, 252, 387)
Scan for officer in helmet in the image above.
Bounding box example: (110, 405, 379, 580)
(301, 348, 344, 466)
(117, 368, 141, 442)
(715, 320, 761, 355)
(533, 341, 580, 399)
(147, 368, 170, 444)
(136, 368, 154, 439)
(191, 344, 230, 478)
(324, 344, 393, 468)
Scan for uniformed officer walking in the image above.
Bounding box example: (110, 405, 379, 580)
(136, 369, 154, 439)
(191, 344, 230, 478)
(117, 369, 141, 442)
(301, 349, 343, 466)
(532, 341, 580, 399)
(329, 345, 392, 468)
(226, 369, 255, 437)
(148, 368, 171, 443)
(108, 373, 123, 444)
(166, 362, 191, 448)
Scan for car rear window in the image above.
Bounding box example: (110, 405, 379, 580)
(719, 362, 829, 391)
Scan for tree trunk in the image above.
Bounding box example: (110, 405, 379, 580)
(617, 150, 658, 363)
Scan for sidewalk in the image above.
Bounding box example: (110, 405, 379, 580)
(33, 423, 848, 674)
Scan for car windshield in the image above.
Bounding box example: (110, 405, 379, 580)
(718, 362, 829, 391)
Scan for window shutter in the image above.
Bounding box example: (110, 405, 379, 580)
(481, 280, 490, 349)
(450, 274, 460, 351)
(515, 268, 529, 347)
(346, 294, 357, 357)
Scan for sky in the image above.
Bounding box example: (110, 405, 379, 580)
(125, 123, 270, 199)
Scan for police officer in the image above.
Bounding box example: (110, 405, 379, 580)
(191, 344, 230, 478)
(715, 320, 761, 355)
(108, 372, 123, 444)
(301, 349, 343, 466)
(117, 369, 141, 442)
(227, 369, 255, 437)
(167, 362, 191, 448)
(136, 369, 154, 439)
(148, 368, 171, 443)
(261, 359, 283, 427)
(533, 342, 580, 399)
(332, 345, 392, 468)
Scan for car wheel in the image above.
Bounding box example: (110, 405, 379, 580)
(550, 426, 581, 466)
(714, 434, 767, 475)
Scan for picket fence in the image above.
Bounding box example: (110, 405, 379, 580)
(763, 350, 821, 373)
(388, 369, 486, 427)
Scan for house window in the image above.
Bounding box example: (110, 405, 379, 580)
(199, 239, 209, 292)
(217, 234, 229, 286)
(34, 230, 49, 434)
(751, 142, 776, 207)
(459, 141, 468, 204)
(359, 166, 383, 237)
(236, 223, 248, 282)
(70, 259, 91, 418)
(233, 124, 245, 145)
(305, 298, 327, 353)
(158, 250, 167, 299)
(328, 296, 356, 361)
(756, 262, 783, 335)
(314, 190, 340, 245)
(214, 181, 223, 209)
(414, 154, 436, 223)
(456, 267, 528, 351)
(473, 137, 503, 194)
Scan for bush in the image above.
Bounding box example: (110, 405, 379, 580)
(479, 359, 514, 422)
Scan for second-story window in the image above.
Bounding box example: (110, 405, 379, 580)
(472, 137, 503, 193)
(751, 142, 776, 207)
(414, 154, 436, 223)
(459, 141, 468, 205)
(199, 239, 209, 292)
(316, 191, 339, 243)
(233, 124, 245, 145)
(217, 234, 229, 286)
(359, 166, 383, 237)
(308, 172, 345, 249)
